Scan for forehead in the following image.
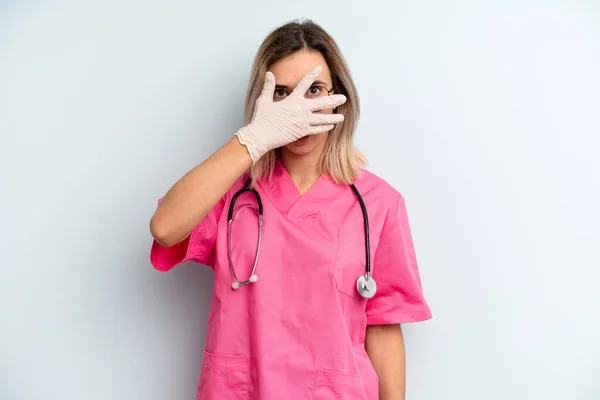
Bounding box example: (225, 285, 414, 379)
(268, 50, 332, 87)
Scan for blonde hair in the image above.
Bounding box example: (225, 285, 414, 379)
(244, 20, 365, 185)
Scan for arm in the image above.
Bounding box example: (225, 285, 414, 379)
(150, 67, 346, 248)
(365, 324, 406, 400)
(150, 137, 252, 247)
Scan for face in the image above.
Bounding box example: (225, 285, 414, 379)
(268, 50, 335, 157)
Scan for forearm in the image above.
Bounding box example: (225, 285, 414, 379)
(150, 137, 252, 247)
(365, 324, 406, 400)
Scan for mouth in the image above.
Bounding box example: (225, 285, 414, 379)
(292, 136, 311, 145)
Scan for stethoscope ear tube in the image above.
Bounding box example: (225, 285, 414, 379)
(228, 178, 263, 221)
(228, 177, 263, 289)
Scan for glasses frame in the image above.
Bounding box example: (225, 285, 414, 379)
(309, 84, 334, 97)
(273, 84, 334, 101)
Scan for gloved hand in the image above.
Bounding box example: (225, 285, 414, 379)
(235, 65, 347, 163)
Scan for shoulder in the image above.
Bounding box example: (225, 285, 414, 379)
(354, 168, 404, 209)
(353, 169, 409, 237)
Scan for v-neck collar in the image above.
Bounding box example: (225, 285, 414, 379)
(263, 159, 345, 216)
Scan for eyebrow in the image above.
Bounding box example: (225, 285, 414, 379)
(275, 80, 329, 91)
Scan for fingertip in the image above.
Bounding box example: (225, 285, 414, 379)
(261, 71, 276, 98)
(334, 96, 347, 108)
(323, 123, 335, 132)
(328, 115, 344, 125)
(264, 71, 275, 86)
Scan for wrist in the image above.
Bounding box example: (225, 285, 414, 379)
(228, 135, 254, 167)
(234, 124, 266, 164)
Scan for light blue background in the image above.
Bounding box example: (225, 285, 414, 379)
(1, 1, 599, 399)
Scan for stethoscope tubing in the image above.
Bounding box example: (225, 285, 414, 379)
(227, 177, 373, 292)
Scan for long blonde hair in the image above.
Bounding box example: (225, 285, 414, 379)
(244, 20, 365, 185)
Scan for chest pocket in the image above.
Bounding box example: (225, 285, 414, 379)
(334, 227, 380, 299)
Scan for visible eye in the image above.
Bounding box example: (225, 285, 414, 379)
(306, 85, 323, 98)
(273, 89, 288, 101)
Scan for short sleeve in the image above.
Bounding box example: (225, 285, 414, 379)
(150, 196, 226, 272)
(366, 195, 432, 325)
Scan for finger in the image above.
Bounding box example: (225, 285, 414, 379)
(291, 65, 322, 96)
(308, 113, 345, 126)
(307, 94, 347, 112)
(309, 124, 336, 134)
(260, 71, 276, 98)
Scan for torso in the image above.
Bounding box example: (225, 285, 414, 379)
(198, 161, 399, 400)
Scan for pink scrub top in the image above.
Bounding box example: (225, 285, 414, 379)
(151, 160, 431, 400)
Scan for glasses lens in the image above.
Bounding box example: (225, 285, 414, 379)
(304, 85, 330, 99)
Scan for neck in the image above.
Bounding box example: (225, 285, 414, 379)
(279, 148, 323, 193)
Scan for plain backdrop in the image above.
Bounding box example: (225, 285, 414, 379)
(1, 1, 599, 399)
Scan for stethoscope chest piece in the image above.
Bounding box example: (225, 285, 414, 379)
(356, 274, 377, 299)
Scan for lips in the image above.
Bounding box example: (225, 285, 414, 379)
(293, 136, 310, 145)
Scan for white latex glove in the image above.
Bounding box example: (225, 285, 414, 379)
(235, 65, 347, 163)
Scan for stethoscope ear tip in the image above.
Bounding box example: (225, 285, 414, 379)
(232, 275, 258, 290)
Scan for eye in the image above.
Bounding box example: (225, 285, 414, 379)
(307, 85, 323, 97)
(273, 89, 288, 101)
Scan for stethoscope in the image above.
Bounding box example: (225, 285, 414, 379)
(227, 178, 377, 299)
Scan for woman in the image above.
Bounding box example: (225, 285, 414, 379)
(150, 20, 431, 400)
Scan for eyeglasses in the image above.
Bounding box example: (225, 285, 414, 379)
(273, 84, 334, 102)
